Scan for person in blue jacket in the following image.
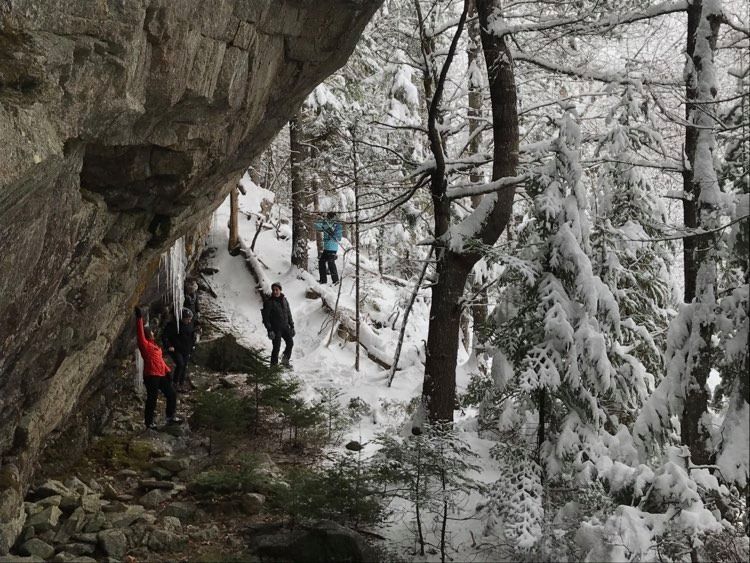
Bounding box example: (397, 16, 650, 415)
(314, 212, 343, 285)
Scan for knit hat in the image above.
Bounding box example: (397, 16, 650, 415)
(271, 282, 282, 291)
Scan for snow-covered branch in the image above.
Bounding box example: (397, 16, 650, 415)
(513, 52, 681, 86)
(490, 1, 688, 37)
(446, 174, 527, 200)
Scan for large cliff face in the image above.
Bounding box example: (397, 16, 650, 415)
(0, 0, 381, 550)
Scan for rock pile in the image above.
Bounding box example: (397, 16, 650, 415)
(3, 448, 200, 562)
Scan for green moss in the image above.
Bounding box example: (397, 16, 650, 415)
(84, 435, 157, 471)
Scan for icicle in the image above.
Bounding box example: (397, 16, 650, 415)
(134, 348, 145, 395)
(160, 237, 187, 332)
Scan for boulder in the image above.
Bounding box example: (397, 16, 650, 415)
(147, 529, 188, 553)
(162, 502, 198, 522)
(18, 539, 54, 559)
(24, 507, 61, 533)
(34, 496, 62, 509)
(161, 516, 182, 533)
(71, 533, 97, 544)
(64, 478, 92, 497)
(107, 505, 147, 529)
(149, 467, 173, 481)
(52, 507, 87, 543)
(30, 481, 70, 501)
(240, 493, 266, 515)
(80, 494, 101, 514)
(187, 524, 218, 541)
(97, 529, 128, 560)
(82, 512, 107, 534)
(153, 457, 190, 474)
(139, 489, 168, 509)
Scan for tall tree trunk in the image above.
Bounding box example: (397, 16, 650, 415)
(312, 181, 323, 256)
(467, 0, 488, 360)
(680, 0, 721, 465)
(289, 116, 308, 270)
(422, 0, 518, 423)
(228, 187, 239, 252)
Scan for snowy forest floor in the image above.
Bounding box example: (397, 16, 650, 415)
(202, 187, 509, 562)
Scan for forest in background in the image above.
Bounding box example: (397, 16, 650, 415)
(224, 0, 748, 560)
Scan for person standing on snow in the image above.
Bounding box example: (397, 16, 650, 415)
(162, 308, 196, 392)
(134, 307, 181, 429)
(261, 282, 295, 367)
(314, 211, 343, 285)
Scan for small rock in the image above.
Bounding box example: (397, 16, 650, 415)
(31, 481, 71, 501)
(81, 494, 101, 514)
(138, 479, 174, 491)
(19, 538, 54, 559)
(71, 532, 98, 544)
(0, 556, 44, 562)
(58, 495, 80, 514)
(116, 469, 139, 479)
(102, 502, 127, 513)
(35, 496, 62, 509)
(240, 493, 265, 515)
(87, 479, 103, 493)
(108, 505, 146, 528)
(25, 506, 62, 532)
(162, 501, 197, 522)
(153, 457, 189, 474)
(161, 516, 181, 533)
(139, 489, 167, 509)
(147, 530, 187, 553)
(53, 507, 87, 543)
(82, 512, 107, 534)
(187, 524, 218, 541)
(64, 478, 92, 496)
(102, 483, 120, 501)
(149, 467, 173, 480)
(98, 529, 128, 559)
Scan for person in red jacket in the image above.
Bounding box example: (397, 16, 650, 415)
(134, 307, 181, 429)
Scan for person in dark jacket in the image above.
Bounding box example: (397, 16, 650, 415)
(184, 280, 200, 320)
(261, 282, 295, 367)
(134, 307, 181, 429)
(162, 307, 196, 391)
(314, 212, 343, 285)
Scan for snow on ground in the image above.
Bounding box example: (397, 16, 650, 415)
(206, 185, 505, 561)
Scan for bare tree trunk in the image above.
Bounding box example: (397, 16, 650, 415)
(467, 0, 488, 361)
(228, 187, 240, 252)
(680, 0, 721, 465)
(389, 245, 434, 387)
(289, 116, 309, 270)
(353, 126, 361, 372)
(422, 0, 519, 422)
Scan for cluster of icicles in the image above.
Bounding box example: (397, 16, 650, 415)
(134, 237, 187, 393)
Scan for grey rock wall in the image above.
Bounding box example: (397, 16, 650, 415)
(0, 0, 382, 552)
